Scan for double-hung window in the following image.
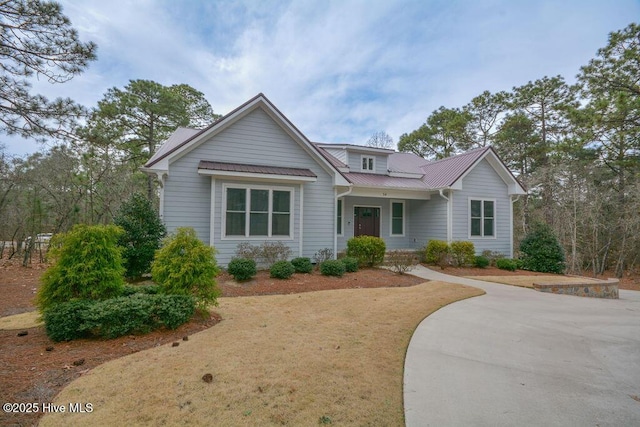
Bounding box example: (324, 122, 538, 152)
(470, 199, 495, 237)
(224, 186, 292, 238)
(361, 156, 375, 172)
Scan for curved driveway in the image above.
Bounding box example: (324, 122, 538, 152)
(404, 266, 640, 426)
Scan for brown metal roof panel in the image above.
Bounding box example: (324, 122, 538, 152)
(345, 172, 431, 190)
(419, 146, 490, 187)
(198, 161, 317, 177)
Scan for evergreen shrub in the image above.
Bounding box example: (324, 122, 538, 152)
(291, 257, 313, 274)
(227, 258, 257, 281)
(270, 260, 295, 279)
(346, 236, 386, 267)
(320, 259, 346, 277)
(519, 222, 566, 274)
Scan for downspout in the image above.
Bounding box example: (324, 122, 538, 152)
(438, 189, 452, 243)
(156, 172, 167, 220)
(334, 186, 353, 259)
(510, 195, 521, 258)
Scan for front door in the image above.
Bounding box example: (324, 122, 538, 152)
(354, 207, 380, 237)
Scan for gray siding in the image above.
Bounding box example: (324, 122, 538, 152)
(451, 159, 511, 256)
(324, 148, 346, 164)
(163, 108, 335, 265)
(346, 152, 388, 174)
(412, 195, 448, 246)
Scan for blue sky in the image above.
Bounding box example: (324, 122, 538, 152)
(3, 0, 639, 157)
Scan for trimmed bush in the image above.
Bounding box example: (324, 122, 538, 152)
(43, 300, 94, 342)
(43, 294, 195, 342)
(496, 258, 518, 271)
(291, 257, 313, 274)
(473, 255, 490, 269)
(151, 227, 220, 310)
(346, 236, 386, 267)
(227, 258, 257, 281)
(425, 240, 450, 266)
(450, 241, 476, 267)
(270, 260, 295, 279)
(340, 256, 359, 273)
(320, 259, 346, 277)
(37, 224, 125, 312)
(519, 222, 566, 274)
(114, 193, 166, 280)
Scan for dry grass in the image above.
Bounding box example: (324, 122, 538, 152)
(40, 281, 482, 426)
(465, 275, 605, 288)
(0, 310, 41, 330)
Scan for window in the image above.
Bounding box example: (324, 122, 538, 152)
(336, 199, 343, 235)
(361, 155, 375, 172)
(224, 185, 292, 238)
(470, 199, 495, 237)
(391, 201, 404, 236)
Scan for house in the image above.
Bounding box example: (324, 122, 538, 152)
(142, 93, 526, 266)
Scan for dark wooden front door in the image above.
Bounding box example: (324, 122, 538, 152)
(354, 207, 380, 237)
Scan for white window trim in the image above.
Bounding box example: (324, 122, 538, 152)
(336, 198, 344, 236)
(360, 155, 376, 172)
(389, 200, 405, 237)
(221, 183, 295, 240)
(468, 198, 497, 239)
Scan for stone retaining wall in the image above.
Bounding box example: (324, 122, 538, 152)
(533, 279, 619, 299)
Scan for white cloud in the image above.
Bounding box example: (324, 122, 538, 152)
(3, 0, 639, 157)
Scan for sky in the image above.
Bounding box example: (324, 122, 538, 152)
(3, 0, 639, 157)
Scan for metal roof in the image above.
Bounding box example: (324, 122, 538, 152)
(344, 172, 430, 190)
(198, 161, 317, 178)
(419, 146, 491, 188)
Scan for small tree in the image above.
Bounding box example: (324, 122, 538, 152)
(519, 222, 566, 274)
(114, 193, 166, 280)
(151, 227, 220, 310)
(37, 224, 125, 311)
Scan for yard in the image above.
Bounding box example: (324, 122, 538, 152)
(0, 256, 480, 426)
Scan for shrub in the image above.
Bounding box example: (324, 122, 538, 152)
(386, 250, 416, 274)
(340, 256, 359, 273)
(114, 193, 167, 280)
(450, 241, 476, 267)
(346, 236, 386, 267)
(496, 258, 518, 271)
(227, 258, 257, 281)
(234, 242, 262, 262)
(425, 240, 450, 267)
(519, 222, 566, 274)
(313, 248, 334, 268)
(291, 257, 313, 274)
(473, 255, 490, 269)
(37, 224, 125, 312)
(320, 259, 346, 277)
(43, 294, 195, 342)
(151, 227, 220, 310)
(121, 283, 160, 296)
(481, 250, 506, 266)
(261, 241, 292, 266)
(43, 300, 94, 342)
(270, 260, 295, 279)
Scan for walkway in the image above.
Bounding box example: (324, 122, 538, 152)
(404, 265, 640, 426)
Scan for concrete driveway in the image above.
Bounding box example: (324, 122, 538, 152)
(404, 266, 640, 426)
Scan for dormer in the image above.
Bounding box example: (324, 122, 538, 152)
(315, 143, 393, 175)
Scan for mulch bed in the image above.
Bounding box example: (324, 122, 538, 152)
(0, 257, 424, 427)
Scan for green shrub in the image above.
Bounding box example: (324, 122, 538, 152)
(114, 193, 167, 280)
(386, 250, 416, 274)
(120, 283, 160, 296)
(151, 227, 220, 310)
(43, 294, 195, 342)
(320, 259, 346, 277)
(291, 257, 313, 274)
(481, 250, 506, 266)
(340, 256, 359, 273)
(450, 241, 476, 267)
(496, 258, 518, 271)
(270, 260, 295, 279)
(519, 222, 566, 274)
(227, 258, 257, 281)
(43, 300, 94, 342)
(346, 236, 386, 267)
(473, 255, 490, 268)
(425, 240, 450, 266)
(37, 224, 125, 312)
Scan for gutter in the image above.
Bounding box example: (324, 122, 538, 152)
(438, 189, 452, 243)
